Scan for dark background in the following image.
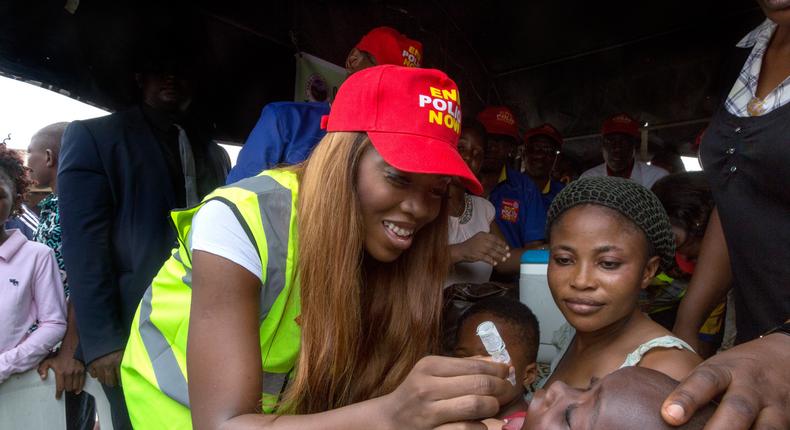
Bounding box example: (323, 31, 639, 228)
(0, 0, 765, 165)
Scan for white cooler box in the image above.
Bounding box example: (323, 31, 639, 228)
(519, 250, 566, 364)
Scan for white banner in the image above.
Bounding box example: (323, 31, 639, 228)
(294, 52, 347, 103)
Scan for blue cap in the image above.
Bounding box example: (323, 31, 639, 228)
(521, 249, 550, 264)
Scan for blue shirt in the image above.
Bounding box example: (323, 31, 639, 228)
(541, 179, 565, 208)
(489, 166, 548, 248)
(226, 102, 331, 184)
(3, 204, 38, 240)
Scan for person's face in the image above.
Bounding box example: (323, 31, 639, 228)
(345, 48, 377, 74)
(672, 225, 701, 261)
(138, 70, 193, 113)
(757, 0, 790, 25)
(356, 146, 450, 263)
(602, 133, 637, 173)
(454, 312, 538, 404)
(524, 367, 701, 430)
(548, 205, 659, 333)
(458, 128, 486, 178)
(26, 138, 53, 188)
(483, 134, 517, 170)
(0, 171, 16, 225)
(524, 136, 559, 179)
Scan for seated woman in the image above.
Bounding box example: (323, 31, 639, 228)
(523, 366, 716, 429)
(446, 118, 510, 286)
(0, 145, 66, 383)
(120, 66, 515, 429)
(540, 176, 701, 390)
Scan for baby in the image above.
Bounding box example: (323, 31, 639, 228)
(524, 366, 716, 429)
(453, 296, 539, 424)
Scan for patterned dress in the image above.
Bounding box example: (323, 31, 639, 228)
(33, 194, 68, 299)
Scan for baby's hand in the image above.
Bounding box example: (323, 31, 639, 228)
(502, 411, 527, 430)
(482, 418, 504, 430)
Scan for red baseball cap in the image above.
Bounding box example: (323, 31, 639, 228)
(355, 27, 423, 68)
(525, 123, 563, 147)
(321, 65, 482, 195)
(476, 106, 519, 139)
(601, 113, 640, 138)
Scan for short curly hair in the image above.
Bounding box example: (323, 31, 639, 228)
(0, 144, 33, 217)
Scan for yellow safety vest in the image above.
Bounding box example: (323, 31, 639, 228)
(121, 170, 302, 429)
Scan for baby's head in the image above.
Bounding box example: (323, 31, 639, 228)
(524, 366, 715, 429)
(544, 177, 675, 332)
(453, 297, 540, 401)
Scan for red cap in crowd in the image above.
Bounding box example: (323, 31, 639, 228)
(601, 113, 640, 138)
(322, 65, 482, 195)
(524, 123, 563, 147)
(355, 27, 423, 68)
(476, 106, 520, 139)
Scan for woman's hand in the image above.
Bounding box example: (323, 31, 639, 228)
(382, 356, 513, 430)
(450, 232, 510, 266)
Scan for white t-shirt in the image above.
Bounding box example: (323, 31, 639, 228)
(446, 195, 496, 287)
(191, 200, 263, 282)
(579, 161, 669, 190)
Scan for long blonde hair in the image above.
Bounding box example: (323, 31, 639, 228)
(281, 132, 449, 414)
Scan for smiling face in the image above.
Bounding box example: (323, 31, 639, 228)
(601, 133, 637, 174)
(548, 205, 659, 333)
(524, 366, 713, 430)
(524, 135, 560, 179)
(356, 146, 450, 262)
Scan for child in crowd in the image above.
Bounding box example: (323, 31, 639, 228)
(453, 296, 540, 425)
(0, 145, 66, 383)
(540, 176, 701, 390)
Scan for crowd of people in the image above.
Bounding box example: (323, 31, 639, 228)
(1, 3, 789, 429)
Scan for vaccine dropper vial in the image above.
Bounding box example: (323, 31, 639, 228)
(476, 321, 517, 385)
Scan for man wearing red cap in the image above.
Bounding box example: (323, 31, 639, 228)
(476, 106, 521, 196)
(580, 113, 668, 189)
(523, 123, 566, 207)
(480, 107, 548, 276)
(227, 26, 423, 184)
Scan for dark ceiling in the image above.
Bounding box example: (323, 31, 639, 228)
(0, 0, 765, 163)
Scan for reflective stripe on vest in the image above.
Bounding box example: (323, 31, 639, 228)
(132, 171, 301, 412)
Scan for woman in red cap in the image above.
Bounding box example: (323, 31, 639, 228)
(121, 65, 513, 429)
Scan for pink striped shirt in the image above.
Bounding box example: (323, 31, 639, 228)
(0, 229, 66, 383)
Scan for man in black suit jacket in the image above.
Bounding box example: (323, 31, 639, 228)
(58, 56, 229, 429)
